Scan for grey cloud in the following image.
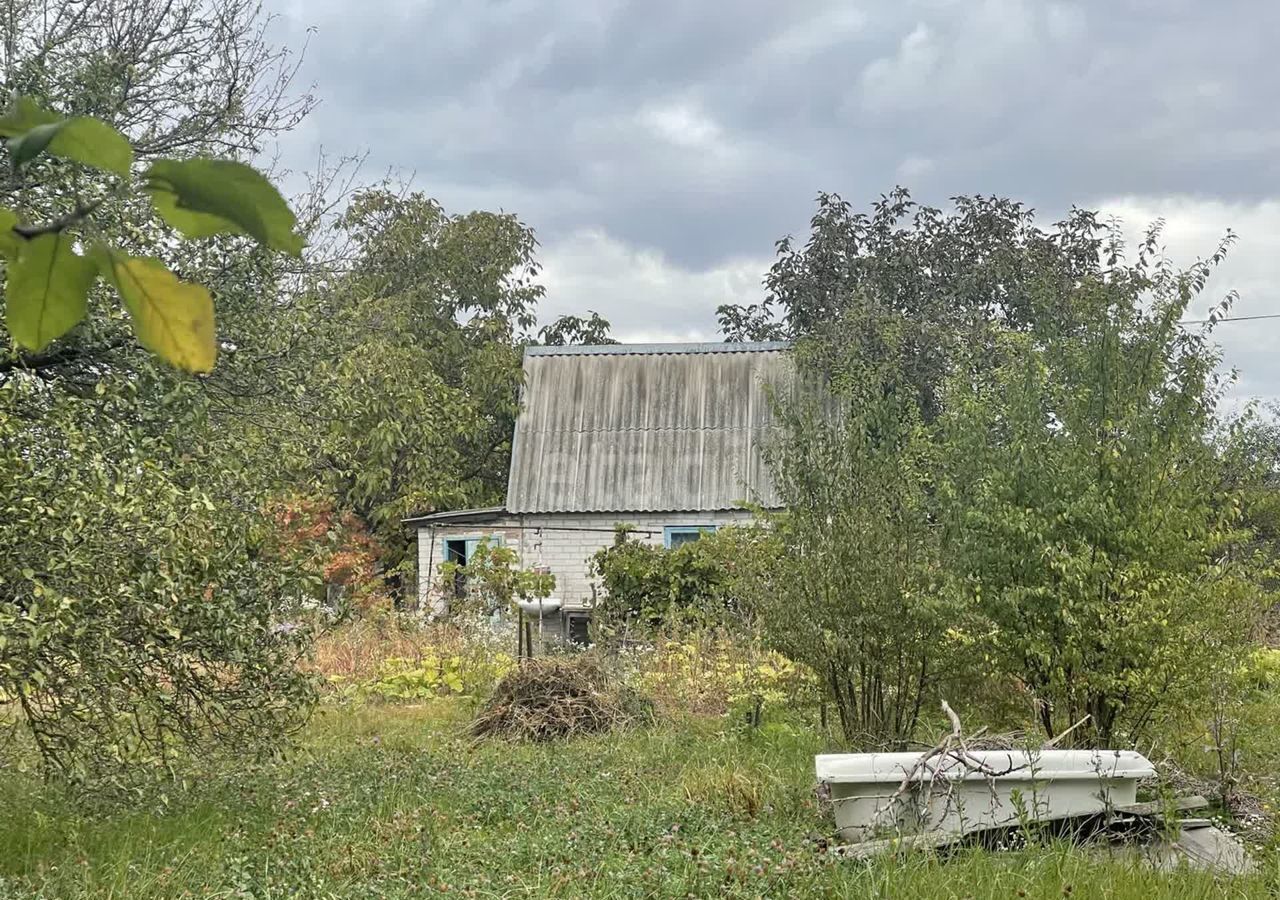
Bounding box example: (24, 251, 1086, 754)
(266, 0, 1280, 394)
(281, 0, 1280, 227)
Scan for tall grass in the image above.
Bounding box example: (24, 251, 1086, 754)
(309, 615, 474, 683)
(0, 703, 1273, 898)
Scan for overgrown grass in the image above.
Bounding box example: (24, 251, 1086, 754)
(309, 616, 479, 683)
(1, 701, 1275, 898)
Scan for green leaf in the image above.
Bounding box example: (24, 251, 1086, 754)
(44, 118, 132, 177)
(0, 99, 133, 177)
(144, 158, 304, 256)
(0, 97, 59, 136)
(5, 233, 96, 351)
(148, 190, 242, 241)
(95, 248, 217, 372)
(6, 123, 62, 168)
(0, 207, 21, 258)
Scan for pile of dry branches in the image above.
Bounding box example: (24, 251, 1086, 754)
(470, 656, 648, 741)
(870, 702, 1091, 831)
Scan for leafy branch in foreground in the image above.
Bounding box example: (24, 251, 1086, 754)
(0, 97, 303, 372)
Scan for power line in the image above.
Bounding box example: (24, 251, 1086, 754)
(1179, 313, 1280, 326)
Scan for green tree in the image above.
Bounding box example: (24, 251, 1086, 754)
(0, 0, 314, 391)
(1221, 405, 1280, 594)
(934, 225, 1261, 745)
(719, 188, 1106, 418)
(0, 2, 322, 780)
(263, 190, 544, 597)
(0, 0, 313, 158)
(0, 97, 303, 374)
(742, 189, 1267, 748)
(754, 334, 971, 748)
(538, 310, 615, 346)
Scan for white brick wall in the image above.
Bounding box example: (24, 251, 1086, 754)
(415, 510, 756, 613)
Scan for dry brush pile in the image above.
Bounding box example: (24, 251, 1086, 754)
(470, 655, 651, 741)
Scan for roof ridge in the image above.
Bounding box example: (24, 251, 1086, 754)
(525, 341, 790, 357)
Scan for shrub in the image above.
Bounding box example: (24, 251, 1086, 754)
(264, 496, 391, 614)
(621, 634, 819, 728)
(589, 526, 770, 635)
(935, 234, 1265, 746)
(438, 539, 555, 619)
(1236, 648, 1280, 694)
(0, 377, 316, 784)
(313, 614, 515, 702)
(358, 652, 516, 702)
(754, 347, 976, 750)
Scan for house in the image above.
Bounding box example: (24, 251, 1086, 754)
(405, 340, 793, 643)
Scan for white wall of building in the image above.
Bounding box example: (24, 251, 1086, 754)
(415, 509, 757, 615)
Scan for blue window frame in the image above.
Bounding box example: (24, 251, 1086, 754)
(663, 525, 716, 549)
(441, 534, 504, 601)
(441, 534, 503, 565)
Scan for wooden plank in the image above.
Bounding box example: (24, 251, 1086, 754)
(1112, 795, 1208, 817)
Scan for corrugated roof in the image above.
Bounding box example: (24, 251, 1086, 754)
(506, 342, 793, 513)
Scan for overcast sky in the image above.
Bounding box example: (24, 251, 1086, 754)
(265, 0, 1280, 403)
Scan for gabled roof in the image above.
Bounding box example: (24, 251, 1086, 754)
(505, 341, 792, 514)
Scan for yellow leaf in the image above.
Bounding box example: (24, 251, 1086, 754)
(97, 250, 216, 372)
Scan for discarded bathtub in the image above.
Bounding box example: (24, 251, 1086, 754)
(816, 749, 1156, 842)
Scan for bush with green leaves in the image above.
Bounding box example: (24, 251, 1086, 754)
(353, 650, 515, 703)
(752, 338, 977, 750)
(745, 192, 1269, 752)
(0, 374, 316, 783)
(0, 93, 315, 782)
(439, 539, 556, 618)
(620, 635, 820, 732)
(589, 526, 771, 636)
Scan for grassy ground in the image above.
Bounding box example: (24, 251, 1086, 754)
(0, 701, 1275, 899)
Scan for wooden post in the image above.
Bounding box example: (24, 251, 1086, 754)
(517, 607, 526, 661)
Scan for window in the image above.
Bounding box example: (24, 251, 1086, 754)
(663, 525, 716, 549)
(441, 535, 503, 598)
(443, 539, 468, 597)
(441, 535, 503, 566)
(566, 613, 591, 647)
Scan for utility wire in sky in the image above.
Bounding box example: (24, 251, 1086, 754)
(1179, 313, 1280, 326)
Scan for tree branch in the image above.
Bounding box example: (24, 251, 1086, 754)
(13, 197, 104, 239)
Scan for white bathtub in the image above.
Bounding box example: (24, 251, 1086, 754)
(816, 749, 1156, 842)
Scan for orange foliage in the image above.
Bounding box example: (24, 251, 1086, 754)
(265, 496, 390, 611)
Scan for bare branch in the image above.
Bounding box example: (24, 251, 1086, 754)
(1042, 714, 1092, 750)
